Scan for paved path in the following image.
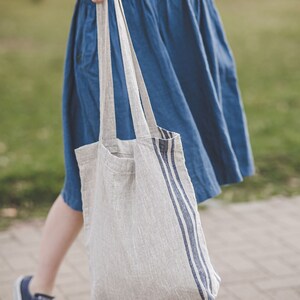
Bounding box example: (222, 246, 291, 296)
(1, 196, 300, 299)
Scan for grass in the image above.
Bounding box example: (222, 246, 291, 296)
(213, 0, 300, 203)
(0, 0, 73, 226)
(0, 0, 299, 226)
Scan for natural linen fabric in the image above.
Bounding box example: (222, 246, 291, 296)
(74, 0, 221, 299)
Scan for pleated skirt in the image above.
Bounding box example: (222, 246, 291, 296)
(60, 0, 255, 211)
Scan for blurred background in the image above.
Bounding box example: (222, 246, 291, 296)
(0, 0, 299, 225)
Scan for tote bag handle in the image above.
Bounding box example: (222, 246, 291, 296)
(96, 0, 159, 144)
(114, 0, 159, 133)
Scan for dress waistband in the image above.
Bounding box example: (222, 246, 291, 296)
(77, 0, 98, 6)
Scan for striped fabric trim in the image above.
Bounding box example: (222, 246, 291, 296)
(159, 128, 216, 291)
(151, 127, 215, 300)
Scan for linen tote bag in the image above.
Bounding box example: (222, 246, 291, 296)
(74, 0, 221, 299)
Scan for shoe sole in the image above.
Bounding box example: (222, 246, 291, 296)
(13, 275, 24, 300)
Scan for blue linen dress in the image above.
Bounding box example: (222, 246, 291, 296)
(60, 0, 255, 211)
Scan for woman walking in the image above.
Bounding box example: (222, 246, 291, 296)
(14, 0, 255, 299)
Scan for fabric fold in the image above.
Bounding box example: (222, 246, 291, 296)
(60, 0, 255, 212)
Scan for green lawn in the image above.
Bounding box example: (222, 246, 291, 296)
(0, 0, 74, 216)
(214, 0, 300, 202)
(0, 0, 299, 222)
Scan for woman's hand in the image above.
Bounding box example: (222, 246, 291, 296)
(91, 0, 105, 3)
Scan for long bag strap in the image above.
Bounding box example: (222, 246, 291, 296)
(114, 0, 159, 133)
(96, 0, 159, 144)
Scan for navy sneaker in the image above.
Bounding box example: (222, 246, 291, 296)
(13, 275, 55, 300)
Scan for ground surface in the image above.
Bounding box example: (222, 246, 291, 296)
(1, 196, 300, 300)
